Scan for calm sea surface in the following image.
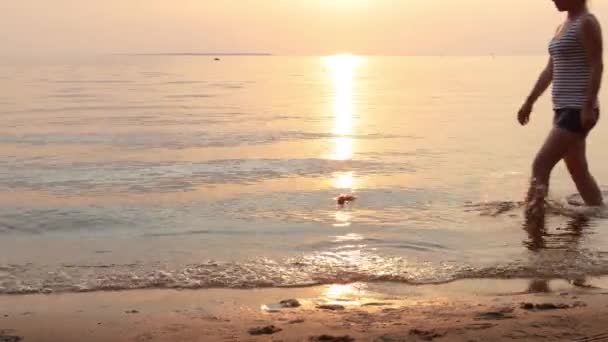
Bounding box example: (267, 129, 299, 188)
(1, 55, 608, 294)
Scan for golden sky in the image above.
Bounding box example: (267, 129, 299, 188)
(2, 0, 607, 56)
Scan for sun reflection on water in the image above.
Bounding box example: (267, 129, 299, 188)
(321, 283, 368, 306)
(332, 171, 354, 189)
(325, 283, 365, 299)
(324, 54, 361, 161)
(324, 54, 362, 228)
(333, 137, 353, 161)
(333, 211, 352, 227)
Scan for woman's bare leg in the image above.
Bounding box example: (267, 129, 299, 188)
(563, 139, 604, 206)
(526, 128, 580, 214)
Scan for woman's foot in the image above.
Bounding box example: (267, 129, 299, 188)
(525, 197, 546, 220)
(525, 183, 547, 219)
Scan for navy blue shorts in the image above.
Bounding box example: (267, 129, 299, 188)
(553, 108, 599, 137)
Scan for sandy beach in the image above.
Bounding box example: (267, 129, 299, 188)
(2, 278, 608, 341)
(5, 1, 608, 341)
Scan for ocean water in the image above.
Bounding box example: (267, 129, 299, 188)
(1, 55, 608, 294)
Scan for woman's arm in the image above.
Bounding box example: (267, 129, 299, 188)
(526, 59, 554, 105)
(518, 58, 553, 125)
(581, 14, 603, 128)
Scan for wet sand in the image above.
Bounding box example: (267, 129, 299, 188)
(2, 278, 608, 341)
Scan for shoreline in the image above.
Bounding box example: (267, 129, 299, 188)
(2, 278, 608, 341)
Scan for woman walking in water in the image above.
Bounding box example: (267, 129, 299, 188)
(518, 0, 604, 215)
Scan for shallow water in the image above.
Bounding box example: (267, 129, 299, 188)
(1, 55, 608, 294)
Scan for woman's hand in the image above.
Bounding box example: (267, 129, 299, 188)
(518, 100, 533, 126)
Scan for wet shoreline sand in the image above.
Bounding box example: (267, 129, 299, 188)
(2, 278, 608, 341)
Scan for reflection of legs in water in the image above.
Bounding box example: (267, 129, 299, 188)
(571, 277, 591, 288)
(523, 213, 592, 290)
(527, 279, 551, 293)
(563, 139, 603, 206)
(528, 277, 592, 292)
(565, 215, 591, 288)
(526, 128, 580, 217)
(523, 213, 588, 251)
(564, 214, 589, 236)
(523, 211, 546, 251)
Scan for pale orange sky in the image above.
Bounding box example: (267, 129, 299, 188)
(2, 0, 607, 56)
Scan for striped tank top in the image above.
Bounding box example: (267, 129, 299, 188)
(549, 14, 597, 109)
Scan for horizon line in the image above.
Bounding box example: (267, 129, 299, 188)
(118, 52, 273, 56)
(113, 53, 546, 57)
(0, 53, 551, 59)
